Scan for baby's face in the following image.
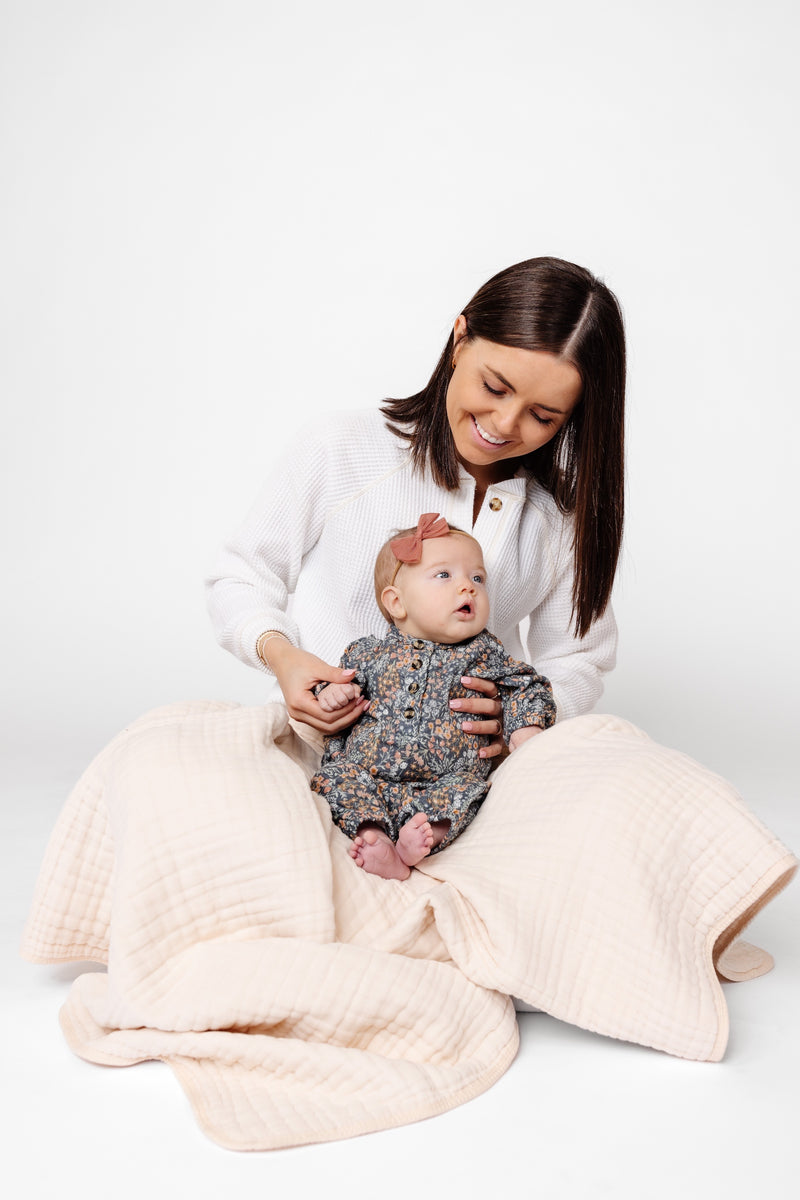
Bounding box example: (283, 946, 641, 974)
(385, 533, 490, 643)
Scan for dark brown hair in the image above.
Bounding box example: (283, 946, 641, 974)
(381, 257, 625, 637)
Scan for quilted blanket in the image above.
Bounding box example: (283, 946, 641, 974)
(22, 702, 796, 1150)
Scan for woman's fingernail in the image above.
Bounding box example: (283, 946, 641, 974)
(450, 699, 462, 709)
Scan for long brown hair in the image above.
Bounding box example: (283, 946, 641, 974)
(381, 257, 626, 638)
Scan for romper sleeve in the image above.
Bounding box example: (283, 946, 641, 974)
(316, 637, 377, 763)
(205, 419, 339, 675)
(314, 638, 375, 698)
(487, 639, 557, 739)
(524, 540, 618, 722)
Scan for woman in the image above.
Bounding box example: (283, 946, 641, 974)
(206, 256, 625, 738)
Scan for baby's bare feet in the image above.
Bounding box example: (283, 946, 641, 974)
(349, 829, 410, 880)
(396, 812, 434, 867)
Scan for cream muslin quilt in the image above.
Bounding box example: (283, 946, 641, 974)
(22, 702, 796, 1150)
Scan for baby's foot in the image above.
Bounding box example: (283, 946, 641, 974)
(396, 812, 434, 867)
(350, 829, 410, 880)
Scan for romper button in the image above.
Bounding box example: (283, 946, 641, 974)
(411, 658, 422, 669)
(403, 707, 414, 719)
(489, 497, 502, 512)
(412, 639, 425, 649)
(408, 682, 419, 693)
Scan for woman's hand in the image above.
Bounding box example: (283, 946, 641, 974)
(450, 675, 505, 760)
(263, 639, 368, 733)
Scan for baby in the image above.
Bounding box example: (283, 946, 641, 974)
(309, 513, 556, 879)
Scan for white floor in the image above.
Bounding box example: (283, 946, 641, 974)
(3, 750, 798, 1200)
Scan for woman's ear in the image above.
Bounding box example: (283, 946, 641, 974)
(381, 586, 406, 623)
(452, 314, 468, 362)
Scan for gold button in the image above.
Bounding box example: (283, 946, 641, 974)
(403, 707, 414, 719)
(489, 497, 502, 512)
(408, 682, 419, 693)
(410, 658, 422, 670)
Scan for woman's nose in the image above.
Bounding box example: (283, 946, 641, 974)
(492, 402, 524, 437)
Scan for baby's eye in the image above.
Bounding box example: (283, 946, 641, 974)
(472, 573, 485, 584)
(435, 570, 451, 579)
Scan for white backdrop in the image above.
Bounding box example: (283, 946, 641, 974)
(3, 6, 800, 1199)
(2, 0, 798, 796)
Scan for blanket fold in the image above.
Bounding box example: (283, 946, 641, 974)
(22, 704, 796, 1150)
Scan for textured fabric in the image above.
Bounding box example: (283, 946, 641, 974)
(310, 625, 555, 845)
(205, 408, 618, 720)
(22, 703, 796, 1151)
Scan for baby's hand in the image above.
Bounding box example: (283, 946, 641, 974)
(316, 681, 366, 714)
(508, 726, 544, 752)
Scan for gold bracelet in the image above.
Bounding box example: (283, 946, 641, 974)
(256, 630, 289, 666)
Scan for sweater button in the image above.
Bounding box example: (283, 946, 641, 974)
(403, 707, 414, 719)
(410, 658, 422, 670)
(412, 639, 425, 649)
(408, 682, 419, 693)
(489, 497, 502, 512)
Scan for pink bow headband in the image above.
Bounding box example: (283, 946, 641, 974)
(389, 513, 450, 583)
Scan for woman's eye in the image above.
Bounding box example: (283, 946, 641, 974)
(482, 381, 504, 397)
(531, 410, 554, 426)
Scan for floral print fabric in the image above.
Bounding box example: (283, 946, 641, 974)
(310, 625, 555, 850)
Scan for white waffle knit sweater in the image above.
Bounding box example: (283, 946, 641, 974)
(206, 408, 617, 720)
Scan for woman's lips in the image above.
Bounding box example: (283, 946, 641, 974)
(471, 414, 510, 448)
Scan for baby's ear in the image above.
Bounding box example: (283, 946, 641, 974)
(381, 585, 406, 622)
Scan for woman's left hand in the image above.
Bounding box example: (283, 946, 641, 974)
(450, 676, 505, 760)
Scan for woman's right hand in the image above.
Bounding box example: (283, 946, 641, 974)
(263, 638, 368, 733)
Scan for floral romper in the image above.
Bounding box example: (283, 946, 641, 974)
(310, 625, 556, 851)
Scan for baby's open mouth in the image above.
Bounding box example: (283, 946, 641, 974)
(457, 602, 473, 615)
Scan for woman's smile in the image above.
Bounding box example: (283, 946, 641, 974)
(471, 416, 510, 447)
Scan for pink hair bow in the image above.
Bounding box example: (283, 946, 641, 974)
(390, 513, 450, 564)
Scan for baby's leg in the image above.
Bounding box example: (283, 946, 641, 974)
(396, 814, 451, 867)
(312, 767, 409, 877)
(351, 823, 411, 880)
(396, 775, 487, 858)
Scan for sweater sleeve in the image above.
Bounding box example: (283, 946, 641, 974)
(205, 421, 337, 675)
(524, 543, 618, 722)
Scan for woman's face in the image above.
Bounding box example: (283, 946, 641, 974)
(445, 316, 583, 489)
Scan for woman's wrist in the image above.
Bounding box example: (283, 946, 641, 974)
(256, 631, 292, 671)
